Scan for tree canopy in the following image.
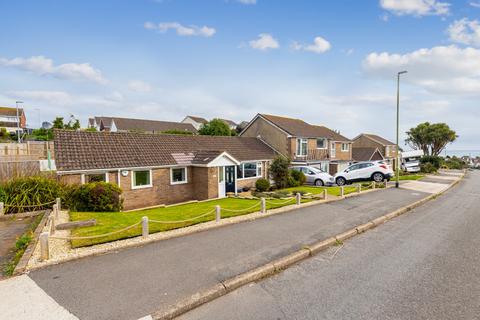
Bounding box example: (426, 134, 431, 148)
(198, 119, 232, 136)
(405, 122, 457, 156)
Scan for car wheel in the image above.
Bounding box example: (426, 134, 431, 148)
(314, 179, 324, 187)
(336, 177, 346, 186)
(372, 172, 385, 182)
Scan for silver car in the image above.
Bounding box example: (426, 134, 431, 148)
(291, 166, 335, 186)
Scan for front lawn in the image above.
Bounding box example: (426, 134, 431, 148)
(282, 183, 380, 196)
(396, 174, 424, 181)
(70, 197, 310, 248)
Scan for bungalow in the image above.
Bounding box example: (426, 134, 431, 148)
(89, 116, 197, 134)
(54, 130, 276, 210)
(352, 133, 397, 166)
(240, 114, 353, 174)
(0, 106, 26, 134)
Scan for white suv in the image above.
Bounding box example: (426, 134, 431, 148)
(291, 166, 335, 186)
(334, 161, 394, 186)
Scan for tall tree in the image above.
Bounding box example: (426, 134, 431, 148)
(52, 117, 65, 129)
(405, 122, 457, 156)
(198, 119, 232, 136)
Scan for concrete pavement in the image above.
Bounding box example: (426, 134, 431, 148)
(26, 186, 429, 320)
(181, 171, 478, 320)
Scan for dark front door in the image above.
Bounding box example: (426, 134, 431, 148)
(225, 165, 236, 193)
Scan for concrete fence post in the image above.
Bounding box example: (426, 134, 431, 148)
(40, 232, 49, 261)
(357, 184, 361, 193)
(53, 204, 58, 219)
(56, 197, 61, 211)
(323, 189, 328, 200)
(142, 216, 149, 238)
(340, 186, 345, 197)
(215, 205, 221, 222)
(0, 202, 4, 216)
(49, 216, 55, 235)
(260, 198, 266, 214)
(296, 193, 301, 205)
(384, 179, 388, 188)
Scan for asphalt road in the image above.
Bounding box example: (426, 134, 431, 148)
(29, 187, 427, 320)
(181, 171, 480, 320)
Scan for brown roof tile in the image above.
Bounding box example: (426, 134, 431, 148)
(363, 134, 395, 146)
(260, 114, 350, 141)
(54, 130, 276, 171)
(352, 147, 384, 161)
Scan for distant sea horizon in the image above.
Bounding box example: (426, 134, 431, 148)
(443, 150, 480, 158)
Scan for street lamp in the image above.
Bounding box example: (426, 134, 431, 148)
(395, 71, 407, 188)
(15, 101, 23, 143)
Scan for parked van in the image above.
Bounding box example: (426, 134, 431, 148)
(401, 150, 424, 173)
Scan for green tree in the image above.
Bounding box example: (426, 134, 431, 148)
(161, 129, 194, 135)
(52, 117, 65, 129)
(269, 156, 291, 189)
(198, 119, 232, 136)
(405, 122, 457, 156)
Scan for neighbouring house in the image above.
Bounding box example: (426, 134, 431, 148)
(239, 114, 353, 174)
(220, 119, 237, 130)
(0, 106, 26, 133)
(352, 133, 397, 166)
(89, 116, 197, 134)
(181, 115, 208, 130)
(54, 130, 276, 210)
(352, 147, 385, 162)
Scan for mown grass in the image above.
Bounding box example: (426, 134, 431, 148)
(281, 186, 358, 196)
(70, 197, 311, 248)
(396, 174, 424, 181)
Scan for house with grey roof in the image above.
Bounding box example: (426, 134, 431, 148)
(181, 115, 208, 130)
(240, 114, 352, 174)
(54, 130, 276, 210)
(89, 116, 197, 134)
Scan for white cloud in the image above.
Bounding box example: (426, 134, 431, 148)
(291, 36, 331, 54)
(237, 0, 256, 4)
(470, 1, 480, 8)
(0, 56, 106, 84)
(248, 33, 279, 51)
(6, 90, 72, 106)
(379, 0, 450, 16)
(363, 45, 480, 95)
(447, 18, 480, 47)
(128, 80, 152, 93)
(144, 21, 216, 37)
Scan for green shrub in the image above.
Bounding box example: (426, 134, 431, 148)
(68, 182, 123, 212)
(443, 156, 466, 170)
(289, 169, 306, 185)
(287, 176, 301, 187)
(420, 162, 437, 174)
(420, 155, 442, 169)
(272, 190, 290, 198)
(255, 178, 270, 192)
(269, 156, 291, 189)
(1, 177, 63, 214)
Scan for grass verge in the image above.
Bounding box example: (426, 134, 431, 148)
(3, 214, 44, 276)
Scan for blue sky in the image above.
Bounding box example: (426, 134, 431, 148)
(1, 0, 479, 150)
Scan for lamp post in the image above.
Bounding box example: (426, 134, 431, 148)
(395, 71, 407, 188)
(15, 101, 23, 143)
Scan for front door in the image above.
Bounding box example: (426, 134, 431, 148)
(225, 165, 236, 193)
(218, 167, 226, 198)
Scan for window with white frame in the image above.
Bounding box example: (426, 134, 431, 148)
(85, 173, 107, 183)
(237, 162, 262, 179)
(331, 142, 336, 158)
(170, 167, 187, 184)
(132, 170, 152, 188)
(341, 143, 349, 152)
(316, 138, 327, 149)
(297, 138, 307, 156)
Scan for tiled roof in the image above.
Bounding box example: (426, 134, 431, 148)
(54, 130, 276, 171)
(352, 147, 384, 161)
(112, 117, 197, 133)
(220, 119, 237, 127)
(363, 134, 395, 146)
(186, 116, 208, 124)
(0, 107, 24, 117)
(260, 114, 350, 141)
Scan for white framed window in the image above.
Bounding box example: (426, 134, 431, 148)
(170, 167, 188, 185)
(81, 172, 108, 184)
(237, 162, 262, 179)
(316, 138, 327, 149)
(331, 142, 336, 158)
(297, 138, 307, 156)
(132, 169, 152, 189)
(341, 143, 349, 152)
